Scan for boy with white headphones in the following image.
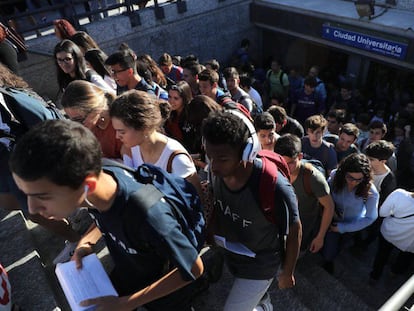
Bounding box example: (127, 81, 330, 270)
(202, 110, 301, 311)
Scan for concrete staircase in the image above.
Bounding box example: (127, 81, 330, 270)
(1, 207, 413, 311)
(0, 210, 61, 310)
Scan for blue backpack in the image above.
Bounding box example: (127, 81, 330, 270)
(0, 86, 64, 144)
(103, 160, 206, 252)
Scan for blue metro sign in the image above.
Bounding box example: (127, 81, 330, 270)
(322, 24, 408, 60)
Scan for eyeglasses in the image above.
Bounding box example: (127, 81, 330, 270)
(345, 173, 363, 183)
(110, 68, 130, 76)
(56, 57, 73, 64)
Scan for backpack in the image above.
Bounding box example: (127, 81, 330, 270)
(102, 160, 206, 252)
(266, 69, 287, 87)
(238, 94, 262, 116)
(257, 150, 291, 231)
(0, 263, 11, 311)
(0, 86, 64, 145)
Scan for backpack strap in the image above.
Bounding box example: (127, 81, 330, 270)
(302, 163, 314, 197)
(0, 90, 20, 124)
(279, 71, 285, 86)
(166, 150, 193, 173)
(258, 155, 279, 224)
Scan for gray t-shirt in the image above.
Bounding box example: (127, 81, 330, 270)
(292, 163, 330, 250)
(211, 159, 299, 279)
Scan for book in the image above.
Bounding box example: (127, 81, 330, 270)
(214, 235, 256, 258)
(55, 253, 118, 311)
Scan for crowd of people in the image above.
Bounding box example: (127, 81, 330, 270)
(0, 22, 414, 310)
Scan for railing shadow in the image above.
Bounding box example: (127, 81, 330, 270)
(1, 0, 183, 39)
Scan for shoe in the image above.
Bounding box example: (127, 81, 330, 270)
(53, 240, 78, 264)
(253, 293, 273, 311)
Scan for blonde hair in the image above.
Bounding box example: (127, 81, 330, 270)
(61, 80, 115, 114)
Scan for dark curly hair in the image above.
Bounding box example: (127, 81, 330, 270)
(332, 153, 372, 199)
(202, 110, 250, 159)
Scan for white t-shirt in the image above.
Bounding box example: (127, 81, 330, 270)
(372, 168, 390, 193)
(123, 137, 196, 179)
(103, 74, 117, 92)
(89, 72, 116, 95)
(380, 188, 414, 252)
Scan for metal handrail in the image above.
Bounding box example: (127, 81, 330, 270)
(379, 274, 414, 311)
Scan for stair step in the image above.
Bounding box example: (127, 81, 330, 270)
(336, 246, 414, 309)
(292, 264, 340, 310)
(193, 259, 311, 311)
(0, 210, 60, 310)
(297, 253, 373, 311)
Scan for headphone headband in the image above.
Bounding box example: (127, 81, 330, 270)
(224, 108, 261, 162)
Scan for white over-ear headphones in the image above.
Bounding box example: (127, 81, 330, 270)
(225, 108, 261, 162)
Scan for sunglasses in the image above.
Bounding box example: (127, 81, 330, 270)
(345, 173, 363, 183)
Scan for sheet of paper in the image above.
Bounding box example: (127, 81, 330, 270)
(214, 235, 256, 258)
(55, 253, 117, 311)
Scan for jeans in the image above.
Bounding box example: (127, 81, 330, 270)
(223, 277, 274, 311)
(371, 233, 414, 280)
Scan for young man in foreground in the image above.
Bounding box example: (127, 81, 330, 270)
(9, 120, 203, 311)
(202, 111, 301, 311)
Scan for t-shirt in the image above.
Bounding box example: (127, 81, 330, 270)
(302, 136, 338, 173)
(292, 163, 330, 249)
(88, 166, 199, 293)
(166, 65, 183, 83)
(323, 134, 359, 163)
(267, 70, 289, 98)
(372, 170, 390, 194)
(232, 87, 253, 112)
(293, 89, 324, 124)
(211, 158, 299, 280)
(88, 71, 116, 94)
(116, 78, 155, 96)
(90, 122, 122, 159)
(248, 87, 263, 110)
(123, 137, 196, 178)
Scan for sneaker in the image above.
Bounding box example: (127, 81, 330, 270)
(253, 293, 273, 311)
(53, 240, 78, 264)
